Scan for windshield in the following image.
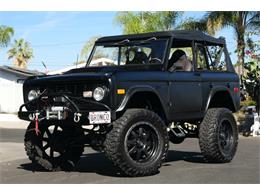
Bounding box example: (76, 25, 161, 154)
(87, 38, 168, 67)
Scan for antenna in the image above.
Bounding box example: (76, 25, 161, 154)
(41, 61, 49, 74)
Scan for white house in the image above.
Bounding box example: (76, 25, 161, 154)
(48, 58, 117, 75)
(0, 66, 42, 113)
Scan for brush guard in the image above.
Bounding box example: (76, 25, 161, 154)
(18, 92, 114, 126)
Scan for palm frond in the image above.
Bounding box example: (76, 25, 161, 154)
(0, 25, 14, 48)
(205, 11, 235, 35)
(246, 11, 260, 31)
(179, 17, 207, 32)
(114, 11, 183, 34)
(7, 38, 33, 68)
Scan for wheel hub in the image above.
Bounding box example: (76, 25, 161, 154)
(219, 120, 233, 152)
(125, 122, 159, 163)
(49, 131, 67, 152)
(41, 125, 71, 158)
(136, 139, 145, 148)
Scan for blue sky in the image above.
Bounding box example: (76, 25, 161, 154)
(0, 11, 237, 72)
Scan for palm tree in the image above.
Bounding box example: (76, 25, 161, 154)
(81, 11, 183, 60)
(0, 25, 14, 48)
(181, 11, 260, 75)
(7, 39, 33, 69)
(115, 11, 183, 34)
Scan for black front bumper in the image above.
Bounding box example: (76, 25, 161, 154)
(18, 94, 116, 124)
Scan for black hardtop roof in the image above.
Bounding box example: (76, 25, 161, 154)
(96, 30, 226, 46)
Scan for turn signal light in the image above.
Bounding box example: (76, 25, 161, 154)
(117, 89, 125, 94)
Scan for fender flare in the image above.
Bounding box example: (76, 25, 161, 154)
(116, 85, 167, 117)
(204, 86, 236, 113)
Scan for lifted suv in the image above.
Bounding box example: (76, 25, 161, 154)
(19, 30, 240, 176)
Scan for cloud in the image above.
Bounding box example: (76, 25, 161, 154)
(21, 12, 80, 38)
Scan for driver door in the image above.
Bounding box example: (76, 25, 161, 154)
(168, 71, 203, 120)
(168, 47, 203, 121)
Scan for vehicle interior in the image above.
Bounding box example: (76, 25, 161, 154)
(88, 38, 168, 67)
(168, 38, 227, 72)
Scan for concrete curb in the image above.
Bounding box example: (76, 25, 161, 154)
(0, 113, 20, 121)
(0, 121, 29, 130)
(0, 114, 29, 130)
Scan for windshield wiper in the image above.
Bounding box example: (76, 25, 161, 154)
(140, 37, 157, 44)
(104, 39, 131, 47)
(117, 39, 130, 44)
(104, 37, 157, 47)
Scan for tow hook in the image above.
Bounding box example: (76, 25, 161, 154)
(28, 111, 41, 135)
(34, 111, 41, 136)
(74, 113, 82, 123)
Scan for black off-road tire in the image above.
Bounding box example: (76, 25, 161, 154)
(24, 122, 84, 171)
(199, 108, 238, 163)
(104, 109, 169, 177)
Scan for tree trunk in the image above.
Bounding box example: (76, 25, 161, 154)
(15, 58, 27, 69)
(236, 12, 246, 77)
(237, 37, 245, 76)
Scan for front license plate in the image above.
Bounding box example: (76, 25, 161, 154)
(89, 111, 111, 124)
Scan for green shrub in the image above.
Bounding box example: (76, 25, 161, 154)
(240, 99, 257, 107)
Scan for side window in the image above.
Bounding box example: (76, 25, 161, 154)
(168, 47, 194, 71)
(169, 47, 193, 62)
(196, 46, 208, 70)
(207, 45, 227, 72)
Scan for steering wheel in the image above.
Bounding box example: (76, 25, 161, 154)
(149, 58, 162, 64)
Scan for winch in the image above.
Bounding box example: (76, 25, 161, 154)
(46, 106, 68, 120)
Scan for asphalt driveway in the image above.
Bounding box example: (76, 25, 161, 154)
(0, 127, 259, 184)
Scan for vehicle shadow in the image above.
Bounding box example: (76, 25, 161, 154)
(75, 153, 125, 177)
(165, 150, 205, 164)
(18, 162, 49, 172)
(18, 149, 209, 177)
(18, 152, 125, 177)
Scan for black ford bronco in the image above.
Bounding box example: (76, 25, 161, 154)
(18, 30, 240, 176)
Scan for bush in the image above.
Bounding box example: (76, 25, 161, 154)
(240, 99, 257, 107)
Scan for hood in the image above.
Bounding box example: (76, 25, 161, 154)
(25, 71, 112, 86)
(66, 66, 121, 74)
(24, 65, 162, 86)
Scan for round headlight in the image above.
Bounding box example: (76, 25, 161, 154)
(28, 90, 39, 101)
(93, 87, 105, 101)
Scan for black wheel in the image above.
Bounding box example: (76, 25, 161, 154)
(199, 108, 238, 163)
(104, 109, 169, 177)
(24, 122, 84, 171)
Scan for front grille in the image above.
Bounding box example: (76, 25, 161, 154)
(39, 83, 110, 111)
(45, 84, 86, 96)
